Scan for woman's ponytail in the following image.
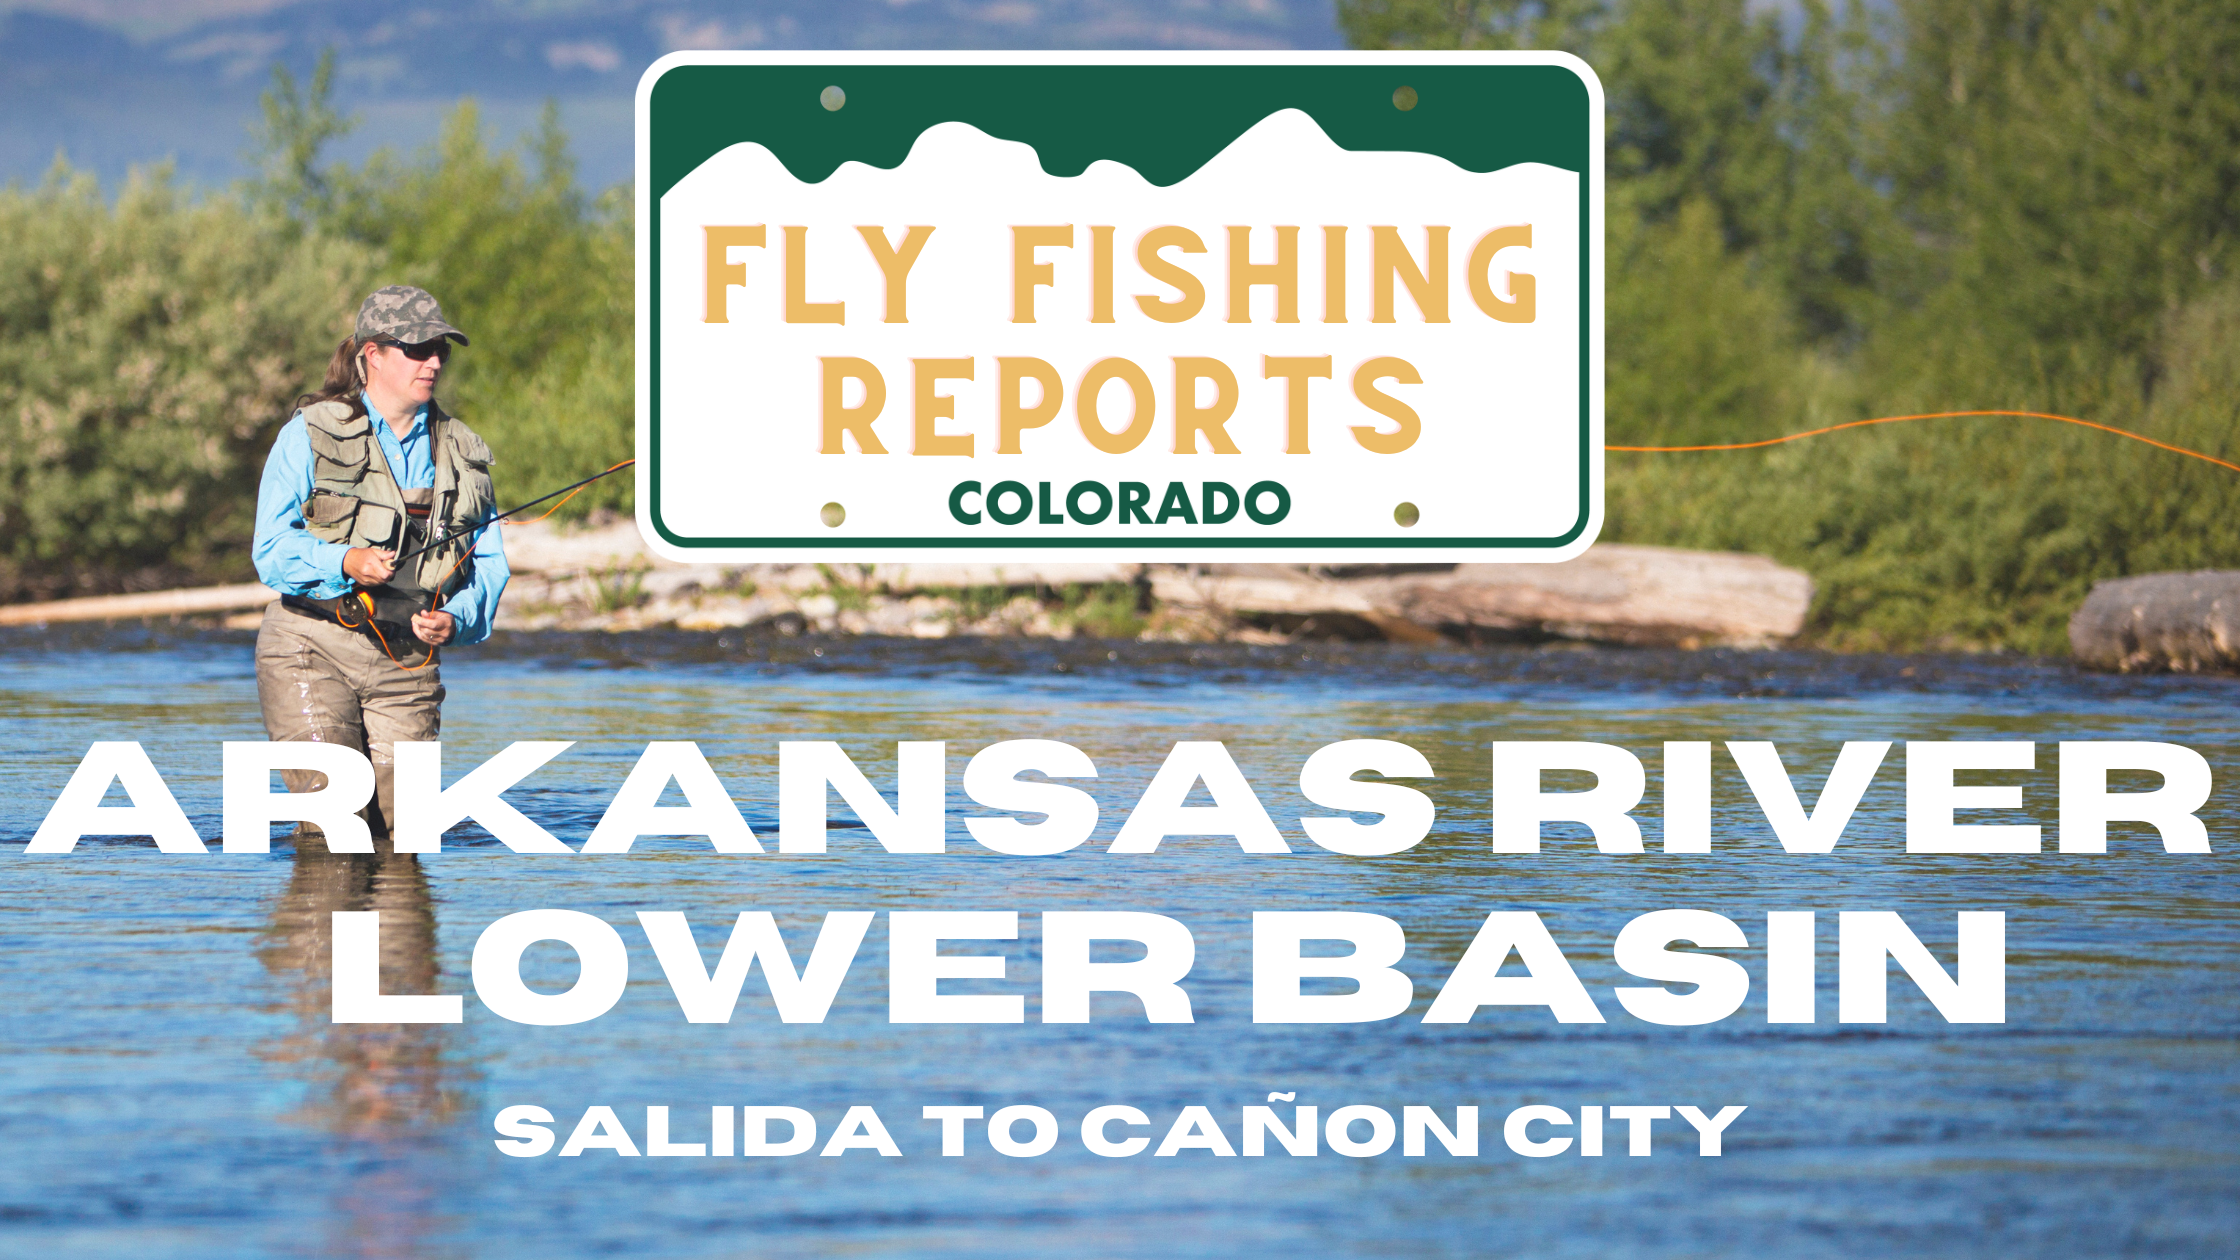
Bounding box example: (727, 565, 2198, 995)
(293, 336, 371, 416)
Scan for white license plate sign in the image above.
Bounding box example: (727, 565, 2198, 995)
(637, 53, 1603, 561)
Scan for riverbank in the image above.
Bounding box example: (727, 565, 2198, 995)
(0, 520, 1815, 650)
(18, 520, 2239, 672)
(493, 522, 1811, 647)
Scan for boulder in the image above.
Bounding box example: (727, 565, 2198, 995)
(2070, 571, 2240, 672)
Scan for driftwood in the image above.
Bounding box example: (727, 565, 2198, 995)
(2070, 571, 2240, 673)
(0, 532, 1816, 649)
(0, 582, 273, 626)
(1150, 546, 1813, 647)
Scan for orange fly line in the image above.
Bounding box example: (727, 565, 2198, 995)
(1605, 409, 2240, 475)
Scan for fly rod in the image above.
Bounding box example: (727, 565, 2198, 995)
(389, 459, 636, 567)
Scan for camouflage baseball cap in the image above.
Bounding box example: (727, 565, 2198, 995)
(355, 285, 469, 346)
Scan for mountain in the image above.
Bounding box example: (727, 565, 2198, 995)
(0, 0, 1344, 193)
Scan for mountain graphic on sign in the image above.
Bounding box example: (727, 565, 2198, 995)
(677, 108, 1569, 202)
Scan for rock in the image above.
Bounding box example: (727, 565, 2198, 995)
(497, 520, 1812, 647)
(2070, 571, 2240, 673)
(498, 517, 659, 574)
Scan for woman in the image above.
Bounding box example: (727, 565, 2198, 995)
(250, 285, 510, 840)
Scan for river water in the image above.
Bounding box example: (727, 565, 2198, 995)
(1, 624, 2233, 1258)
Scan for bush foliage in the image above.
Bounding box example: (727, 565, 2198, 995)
(0, 51, 631, 601)
(6, 6, 2237, 652)
(0, 166, 377, 598)
(1346, 0, 2240, 651)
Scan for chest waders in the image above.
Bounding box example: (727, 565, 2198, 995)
(287, 399, 495, 643)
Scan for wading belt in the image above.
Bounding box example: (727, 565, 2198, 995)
(280, 593, 432, 660)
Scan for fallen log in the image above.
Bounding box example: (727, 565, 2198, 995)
(500, 523, 1810, 646)
(502, 520, 1137, 592)
(2069, 571, 2240, 673)
(0, 582, 275, 626)
(1149, 545, 1814, 647)
(0, 543, 1812, 647)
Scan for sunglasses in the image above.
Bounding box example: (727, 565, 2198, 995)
(371, 338, 452, 362)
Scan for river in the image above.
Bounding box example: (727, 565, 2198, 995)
(1, 623, 2233, 1257)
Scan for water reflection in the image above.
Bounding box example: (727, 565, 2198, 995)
(257, 834, 471, 1258)
(4, 626, 2233, 1257)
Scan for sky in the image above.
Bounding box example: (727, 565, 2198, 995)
(0, 0, 1346, 193)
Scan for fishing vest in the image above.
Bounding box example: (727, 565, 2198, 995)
(298, 398, 495, 615)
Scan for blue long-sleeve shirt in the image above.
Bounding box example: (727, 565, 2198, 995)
(251, 397, 510, 645)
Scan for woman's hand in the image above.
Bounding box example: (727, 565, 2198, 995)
(344, 547, 397, 585)
(410, 610, 455, 646)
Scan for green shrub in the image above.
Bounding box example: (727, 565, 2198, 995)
(1347, 0, 2240, 651)
(0, 166, 378, 599)
(305, 99, 635, 520)
(0, 59, 633, 601)
(10, 11, 2238, 658)
(1056, 582, 1148, 640)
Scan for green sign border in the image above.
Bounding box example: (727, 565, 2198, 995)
(643, 59, 1598, 551)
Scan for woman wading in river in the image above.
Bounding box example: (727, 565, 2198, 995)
(249, 285, 510, 840)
